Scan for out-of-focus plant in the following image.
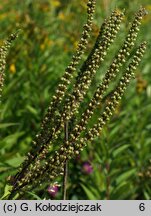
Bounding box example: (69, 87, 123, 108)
(0, 32, 18, 100)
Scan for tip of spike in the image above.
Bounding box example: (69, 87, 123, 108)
(139, 6, 148, 16)
(8, 29, 22, 41)
(15, 29, 23, 35)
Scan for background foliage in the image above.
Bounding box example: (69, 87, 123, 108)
(0, 0, 151, 199)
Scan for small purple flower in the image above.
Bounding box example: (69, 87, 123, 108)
(47, 183, 60, 197)
(82, 161, 93, 174)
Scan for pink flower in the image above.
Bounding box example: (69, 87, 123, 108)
(47, 183, 59, 197)
(82, 161, 93, 174)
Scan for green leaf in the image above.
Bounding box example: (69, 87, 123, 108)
(0, 132, 25, 150)
(112, 144, 130, 158)
(5, 154, 24, 168)
(109, 125, 120, 138)
(81, 184, 97, 200)
(26, 105, 38, 116)
(143, 191, 150, 200)
(0, 123, 19, 129)
(0, 184, 12, 200)
(116, 168, 136, 185)
(26, 191, 41, 200)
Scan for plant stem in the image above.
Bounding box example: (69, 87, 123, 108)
(7, 189, 17, 200)
(106, 162, 110, 200)
(62, 121, 69, 200)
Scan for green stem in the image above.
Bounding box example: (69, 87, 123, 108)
(62, 121, 69, 200)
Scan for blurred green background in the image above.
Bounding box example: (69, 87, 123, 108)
(0, 0, 151, 199)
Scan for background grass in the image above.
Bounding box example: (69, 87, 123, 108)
(0, 0, 151, 199)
